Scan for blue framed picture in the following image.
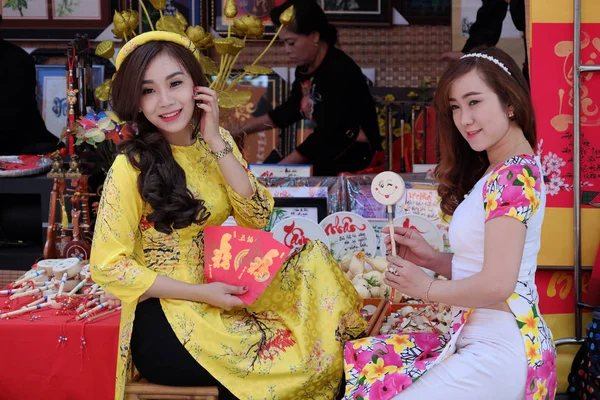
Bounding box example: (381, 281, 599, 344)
(35, 65, 105, 137)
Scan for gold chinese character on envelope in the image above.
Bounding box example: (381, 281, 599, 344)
(204, 226, 290, 304)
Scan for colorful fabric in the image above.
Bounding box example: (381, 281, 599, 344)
(567, 316, 600, 400)
(90, 129, 367, 400)
(343, 155, 556, 400)
(483, 155, 543, 225)
(343, 308, 472, 400)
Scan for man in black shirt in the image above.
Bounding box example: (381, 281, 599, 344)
(441, 0, 528, 82)
(0, 15, 58, 155)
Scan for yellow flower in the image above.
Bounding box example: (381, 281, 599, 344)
(127, 10, 140, 31)
(156, 15, 187, 34)
(224, 0, 237, 19)
(518, 308, 540, 337)
(186, 25, 213, 49)
(407, 91, 418, 98)
(507, 207, 524, 222)
(361, 358, 397, 384)
(95, 40, 114, 59)
(518, 168, 536, 190)
(385, 334, 415, 354)
(279, 5, 294, 25)
(174, 10, 189, 30)
(148, 0, 167, 10)
(384, 94, 395, 102)
(352, 337, 372, 350)
(232, 15, 264, 39)
(533, 379, 548, 400)
(113, 10, 137, 38)
(488, 170, 499, 182)
(508, 292, 520, 303)
(525, 186, 540, 210)
(525, 340, 542, 366)
(345, 362, 355, 375)
(485, 191, 499, 219)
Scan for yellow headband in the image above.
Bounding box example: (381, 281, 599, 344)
(115, 31, 199, 70)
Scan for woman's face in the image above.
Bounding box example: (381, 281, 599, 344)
(448, 69, 512, 153)
(279, 27, 320, 66)
(139, 52, 196, 142)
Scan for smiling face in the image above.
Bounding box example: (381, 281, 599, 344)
(448, 69, 513, 153)
(139, 52, 196, 144)
(279, 27, 320, 66)
(371, 171, 406, 206)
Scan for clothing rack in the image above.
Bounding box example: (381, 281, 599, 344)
(554, 0, 600, 347)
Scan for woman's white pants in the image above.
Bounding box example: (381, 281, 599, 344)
(394, 308, 527, 400)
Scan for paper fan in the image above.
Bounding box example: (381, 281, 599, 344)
(204, 226, 290, 304)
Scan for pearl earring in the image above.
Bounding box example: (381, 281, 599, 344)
(314, 41, 318, 47)
(508, 110, 514, 118)
(138, 108, 142, 113)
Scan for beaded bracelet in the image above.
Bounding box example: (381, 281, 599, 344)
(425, 279, 436, 303)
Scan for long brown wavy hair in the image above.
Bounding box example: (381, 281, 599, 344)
(433, 46, 536, 215)
(111, 41, 210, 234)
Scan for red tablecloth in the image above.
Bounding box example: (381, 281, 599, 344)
(0, 296, 120, 400)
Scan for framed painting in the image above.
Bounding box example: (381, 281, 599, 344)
(214, 72, 289, 164)
(320, 0, 393, 26)
(35, 64, 105, 137)
(0, 0, 120, 40)
(393, 0, 451, 25)
(210, 0, 287, 38)
(266, 197, 329, 230)
(138, 0, 207, 33)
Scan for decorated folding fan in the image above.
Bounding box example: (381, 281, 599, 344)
(204, 226, 290, 304)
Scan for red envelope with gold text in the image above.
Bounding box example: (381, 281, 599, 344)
(204, 226, 290, 304)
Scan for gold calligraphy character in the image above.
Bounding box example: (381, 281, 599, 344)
(247, 249, 280, 282)
(211, 233, 233, 270)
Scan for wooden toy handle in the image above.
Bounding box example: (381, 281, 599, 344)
(387, 205, 397, 257)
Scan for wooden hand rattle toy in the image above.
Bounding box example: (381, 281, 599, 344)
(371, 171, 406, 304)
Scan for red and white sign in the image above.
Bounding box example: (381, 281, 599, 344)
(319, 212, 377, 260)
(271, 217, 329, 252)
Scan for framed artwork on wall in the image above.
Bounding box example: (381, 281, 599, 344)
(319, 0, 393, 26)
(0, 0, 120, 40)
(393, 0, 451, 25)
(35, 64, 105, 137)
(210, 0, 287, 38)
(269, 197, 329, 227)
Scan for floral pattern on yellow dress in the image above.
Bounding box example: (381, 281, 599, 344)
(90, 128, 366, 400)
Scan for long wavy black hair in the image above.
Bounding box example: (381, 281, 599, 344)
(111, 41, 210, 234)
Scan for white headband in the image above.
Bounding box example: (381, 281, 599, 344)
(460, 53, 512, 76)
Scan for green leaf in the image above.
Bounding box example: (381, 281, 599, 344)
(371, 355, 379, 364)
(513, 179, 524, 187)
(524, 165, 534, 177)
(516, 320, 526, 329)
(507, 171, 514, 181)
(358, 376, 366, 385)
(530, 379, 535, 391)
(377, 349, 387, 356)
(532, 305, 539, 319)
(357, 396, 365, 400)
